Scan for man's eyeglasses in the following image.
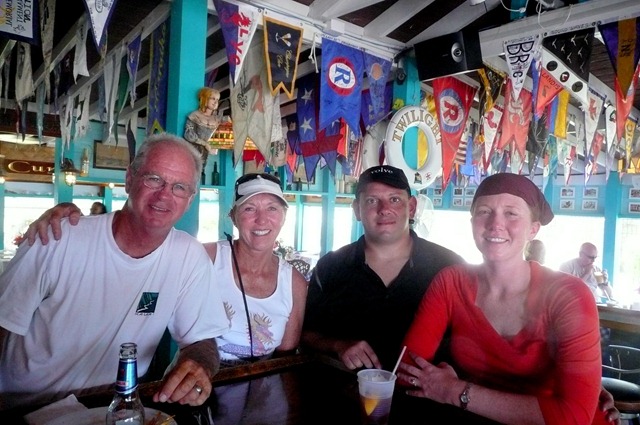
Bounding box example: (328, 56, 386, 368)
(140, 174, 195, 199)
(580, 251, 598, 260)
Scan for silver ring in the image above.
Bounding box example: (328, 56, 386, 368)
(410, 378, 418, 387)
(194, 385, 203, 395)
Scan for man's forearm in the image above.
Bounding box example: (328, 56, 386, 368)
(177, 338, 220, 378)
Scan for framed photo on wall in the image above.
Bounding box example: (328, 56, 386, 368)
(583, 187, 598, 198)
(629, 188, 640, 199)
(452, 197, 463, 207)
(93, 141, 129, 170)
(464, 187, 476, 197)
(629, 202, 640, 213)
(560, 187, 575, 198)
(433, 188, 443, 196)
(582, 200, 597, 211)
(560, 199, 575, 210)
(432, 197, 442, 207)
(453, 187, 464, 196)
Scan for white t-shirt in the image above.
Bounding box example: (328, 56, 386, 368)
(213, 241, 293, 361)
(0, 213, 228, 408)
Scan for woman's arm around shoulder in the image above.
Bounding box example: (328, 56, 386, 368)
(277, 268, 308, 352)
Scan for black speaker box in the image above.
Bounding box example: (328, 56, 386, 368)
(413, 30, 483, 81)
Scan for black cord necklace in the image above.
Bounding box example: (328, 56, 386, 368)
(225, 232, 256, 361)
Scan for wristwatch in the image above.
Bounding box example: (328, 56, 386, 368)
(459, 382, 472, 410)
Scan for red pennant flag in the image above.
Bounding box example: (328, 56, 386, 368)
(535, 68, 562, 119)
(497, 80, 532, 158)
(615, 65, 640, 142)
(432, 77, 477, 190)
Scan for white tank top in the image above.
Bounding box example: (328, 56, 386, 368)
(213, 240, 294, 361)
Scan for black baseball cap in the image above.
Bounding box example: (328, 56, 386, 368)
(356, 165, 411, 197)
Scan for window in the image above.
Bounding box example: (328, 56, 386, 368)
(4, 197, 54, 253)
(332, 205, 354, 251)
(613, 218, 640, 303)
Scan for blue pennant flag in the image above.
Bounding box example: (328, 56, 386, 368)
(364, 52, 392, 122)
(319, 37, 363, 137)
(297, 74, 317, 143)
(361, 82, 392, 128)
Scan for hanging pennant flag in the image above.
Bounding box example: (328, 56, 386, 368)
(559, 141, 576, 186)
(598, 18, 640, 98)
(625, 116, 638, 171)
(546, 135, 558, 187)
(534, 67, 563, 119)
(604, 103, 618, 179)
(0, 0, 38, 43)
(552, 90, 570, 139)
(614, 65, 640, 143)
(59, 95, 74, 149)
(15, 42, 34, 103)
(147, 20, 170, 135)
(504, 34, 540, 100)
(270, 97, 287, 167)
(364, 52, 392, 121)
(230, 32, 275, 165)
(83, 0, 118, 50)
(319, 37, 364, 137)
(360, 82, 392, 128)
(40, 0, 55, 100)
(432, 76, 476, 190)
(297, 73, 317, 143)
(585, 131, 604, 183)
(541, 27, 595, 106)
(584, 87, 607, 154)
(497, 80, 532, 159)
(103, 45, 123, 143)
(477, 65, 505, 118)
(75, 85, 91, 139)
(73, 16, 90, 81)
(56, 49, 75, 98)
(481, 101, 504, 171)
(263, 16, 303, 99)
(126, 113, 138, 165)
(213, 0, 259, 86)
(526, 111, 549, 178)
(126, 33, 142, 108)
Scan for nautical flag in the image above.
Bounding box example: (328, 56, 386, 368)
(605, 103, 618, 180)
(14, 42, 34, 103)
(319, 37, 364, 137)
(481, 101, 504, 171)
(598, 18, 640, 98)
(558, 141, 576, 186)
(497, 80, 532, 159)
(127, 113, 138, 165)
(432, 76, 476, 190)
(296, 73, 317, 143)
(361, 83, 392, 128)
(477, 65, 505, 118)
(0, 0, 38, 44)
(504, 34, 540, 100)
(230, 32, 275, 165)
(364, 52, 392, 123)
(126, 33, 142, 108)
(551, 90, 570, 140)
(213, 0, 259, 86)
(59, 95, 73, 149)
(534, 67, 563, 119)
(73, 17, 90, 81)
(527, 111, 549, 178)
(625, 117, 638, 171)
(40, 0, 55, 100)
(585, 131, 604, 183)
(147, 21, 170, 135)
(541, 28, 595, 106)
(614, 65, 640, 143)
(584, 87, 607, 154)
(103, 45, 123, 142)
(83, 0, 118, 50)
(36, 83, 44, 142)
(75, 85, 91, 139)
(264, 16, 303, 99)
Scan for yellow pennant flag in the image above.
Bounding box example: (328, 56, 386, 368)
(553, 90, 570, 139)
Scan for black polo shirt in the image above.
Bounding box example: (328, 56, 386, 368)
(304, 231, 464, 370)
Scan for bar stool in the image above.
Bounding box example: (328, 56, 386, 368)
(602, 345, 640, 425)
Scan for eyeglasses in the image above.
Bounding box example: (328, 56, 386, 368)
(140, 174, 195, 199)
(580, 251, 598, 260)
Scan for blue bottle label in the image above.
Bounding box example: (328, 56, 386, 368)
(115, 358, 138, 394)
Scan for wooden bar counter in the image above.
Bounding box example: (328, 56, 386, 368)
(598, 304, 640, 333)
(2, 354, 498, 425)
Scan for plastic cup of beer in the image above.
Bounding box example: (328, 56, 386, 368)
(594, 271, 605, 284)
(357, 369, 396, 425)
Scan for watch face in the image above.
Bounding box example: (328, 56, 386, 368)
(461, 394, 469, 403)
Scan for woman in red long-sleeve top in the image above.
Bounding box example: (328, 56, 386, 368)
(398, 173, 613, 425)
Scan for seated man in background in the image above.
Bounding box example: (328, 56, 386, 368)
(302, 165, 464, 371)
(0, 134, 228, 410)
(560, 242, 614, 301)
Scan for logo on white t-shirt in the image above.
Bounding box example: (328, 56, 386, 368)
(136, 292, 159, 315)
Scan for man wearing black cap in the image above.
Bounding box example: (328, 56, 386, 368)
(302, 165, 464, 371)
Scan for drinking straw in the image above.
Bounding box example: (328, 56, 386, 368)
(391, 345, 407, 376)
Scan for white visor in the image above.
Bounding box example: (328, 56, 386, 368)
(234, 175, 287, 207)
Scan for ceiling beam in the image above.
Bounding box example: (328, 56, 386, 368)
(479, 0, 640, 58)
(308, 0, 384, 21)
(410, 0, 502, 45)
(365, 0, 434, 41)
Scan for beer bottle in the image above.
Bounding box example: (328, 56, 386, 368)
(106, 342, 145, 425)
(211, 161, 220, 186)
